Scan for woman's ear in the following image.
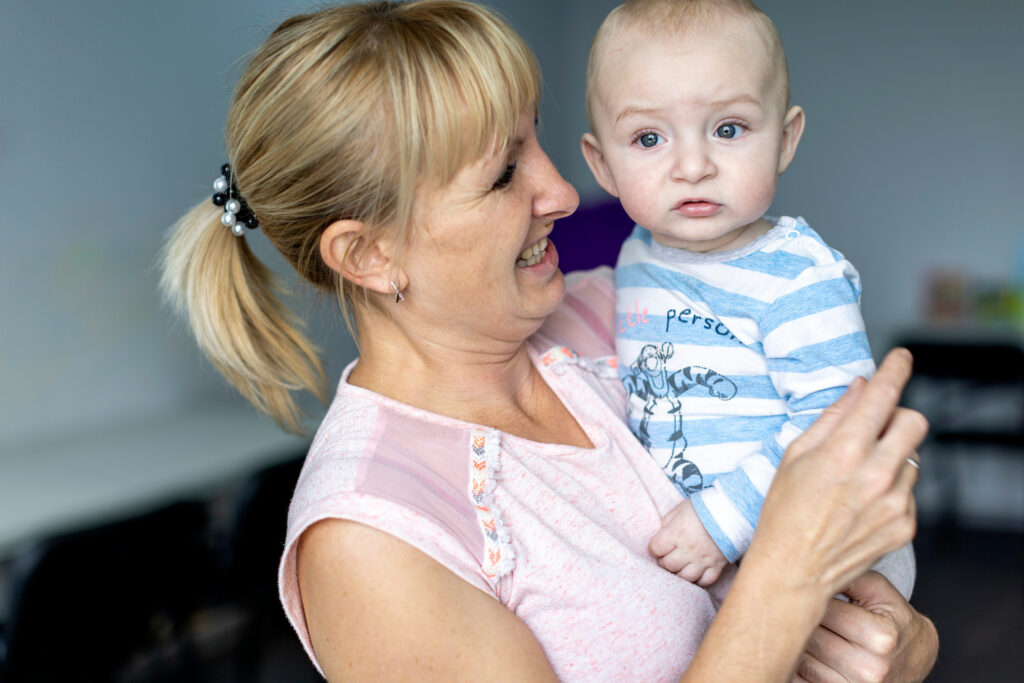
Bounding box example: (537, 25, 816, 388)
(777, 106, 806, 175)
(580, 132, 620, 198)
(319, 219, 404, 295)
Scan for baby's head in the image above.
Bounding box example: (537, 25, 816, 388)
(582, 0, 805, 252)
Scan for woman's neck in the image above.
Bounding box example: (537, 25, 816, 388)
(348, 315, 591, 448)
(350, 330, 532, 414)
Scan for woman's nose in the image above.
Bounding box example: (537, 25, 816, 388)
(532, 151, 579, 221)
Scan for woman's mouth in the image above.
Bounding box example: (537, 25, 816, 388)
(516, 236, 549, 267)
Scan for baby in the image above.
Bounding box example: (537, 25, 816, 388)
(582, 0, 875, 586)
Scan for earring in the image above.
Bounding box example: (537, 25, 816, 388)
(390, 281, 405, 303)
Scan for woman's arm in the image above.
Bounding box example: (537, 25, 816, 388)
(684, 349, 929, 682)
(297, 350, 929, 682)
(297, 518, 558, 681)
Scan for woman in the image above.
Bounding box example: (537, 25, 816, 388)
(161, 1, 937, 680)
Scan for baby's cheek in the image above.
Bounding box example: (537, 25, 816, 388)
(618, 179, 659, 226)
(743, 171, 778, 214)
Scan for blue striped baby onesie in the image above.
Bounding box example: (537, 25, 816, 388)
(615, 216, 875, 561)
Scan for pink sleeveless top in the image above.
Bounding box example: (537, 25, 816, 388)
(278, 268, 717, 680)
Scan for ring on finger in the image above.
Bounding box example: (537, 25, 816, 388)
(905, 457, 920, 470)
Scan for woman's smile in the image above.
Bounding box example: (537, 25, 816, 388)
(516, 236, 550, 267)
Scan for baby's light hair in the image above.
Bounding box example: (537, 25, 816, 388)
(161, 1, 540, 433)
(586, 0, 790, 131)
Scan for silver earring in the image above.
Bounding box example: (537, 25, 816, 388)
(390, 281, 405, 303)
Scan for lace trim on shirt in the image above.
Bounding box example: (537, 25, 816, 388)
(540, 345, 619, 378)
(469, 428, 515, 578)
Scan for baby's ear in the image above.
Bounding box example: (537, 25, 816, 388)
(320, 220, 404, 297)
(581, 132, 620, 198)
(778, 106, 806, 175)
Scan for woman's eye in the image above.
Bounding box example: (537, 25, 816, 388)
(715, 123, 746, 139)
(493, 162, 517, 190)
(636, 132, 663, 148)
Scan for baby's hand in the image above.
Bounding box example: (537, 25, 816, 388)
(649, 499, 730, 587)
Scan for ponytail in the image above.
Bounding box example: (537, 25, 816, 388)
(160, 201, 328, 434)
(160, 1, 542, 432)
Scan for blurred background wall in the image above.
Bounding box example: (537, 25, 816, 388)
(1, 1, 1022, 679)
(3, 0, 1021, 523)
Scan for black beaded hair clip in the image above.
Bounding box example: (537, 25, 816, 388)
(212, 163, 259, 236)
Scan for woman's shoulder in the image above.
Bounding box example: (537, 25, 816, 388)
(294, 387, 482, 539)
(280, 389, 504, 673)
(534, 266, 616, 357)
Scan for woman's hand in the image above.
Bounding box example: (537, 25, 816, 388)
(684, 349, 929, 682)
(793, 572, 938, 682)
(746, 348, 928, 602)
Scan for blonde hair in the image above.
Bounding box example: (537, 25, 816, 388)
(161, 1, 540, 433)
(586, 0, 790, 130)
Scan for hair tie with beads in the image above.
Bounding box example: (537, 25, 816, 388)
(212, 163, 260, 236)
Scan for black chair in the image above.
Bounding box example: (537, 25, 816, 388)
(900, 340, 1024, 528)
(0, 500, 214, 683)
(902, 340, 1024, 448)
(215, 454, 307, 678)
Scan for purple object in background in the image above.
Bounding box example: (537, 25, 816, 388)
(551, 199, 635, 273)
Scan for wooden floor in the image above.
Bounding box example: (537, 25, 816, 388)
(911, 524, 1024, 682)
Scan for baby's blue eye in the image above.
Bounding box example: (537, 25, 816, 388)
(637, 132, 663, 148)
(715, 123, 744, 139)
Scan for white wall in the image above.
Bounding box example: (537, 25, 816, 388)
(3, 1, 1022, 526)
(0, 0, 355, 448)
(528, 0, 1024, 355)
(761, 0, 1024, 351)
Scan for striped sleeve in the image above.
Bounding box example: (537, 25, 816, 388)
(691, 256, 875, 561)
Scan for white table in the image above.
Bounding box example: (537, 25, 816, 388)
(0, 405, 309, 559)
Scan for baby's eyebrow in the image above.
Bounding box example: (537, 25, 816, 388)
(707, 94, 762, 109)
(615, 95, 764, 126)
(615, 107, 660, 125)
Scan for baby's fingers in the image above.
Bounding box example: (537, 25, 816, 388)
(697, 564, 724, 588)
(655, 547, 688, 574)
(649, 527, 676, 558)
(677, 561, 706, 584)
